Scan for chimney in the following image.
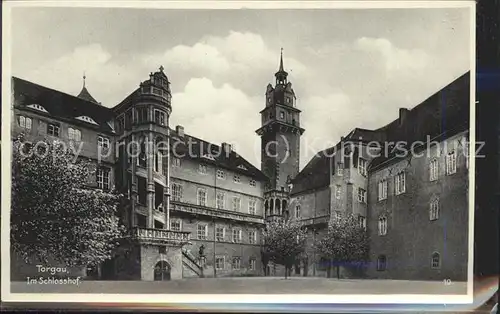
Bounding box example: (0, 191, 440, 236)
(176, 125, 184, 137)
(222, 142, 233, 154)
(399, 108, 409, 125)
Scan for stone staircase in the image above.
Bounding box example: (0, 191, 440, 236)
(182, 248, 204, 278)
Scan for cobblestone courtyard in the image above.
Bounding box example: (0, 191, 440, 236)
(11, 277, 468, 294)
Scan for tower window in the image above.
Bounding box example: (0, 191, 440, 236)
(280, 111, 285, 119)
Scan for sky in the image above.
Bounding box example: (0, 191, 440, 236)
(10, 5, 472, 169)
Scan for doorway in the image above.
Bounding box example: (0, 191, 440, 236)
(154, 260, 171, 281)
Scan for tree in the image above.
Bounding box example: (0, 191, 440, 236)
(262, 219, 307, 279)
(315, 213, 369, 279)
(11, 137, 126, 268)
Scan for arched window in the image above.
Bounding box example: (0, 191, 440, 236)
(378, 216, 387, 235)
(282, 200, 288, 211)
(264, 200, 269, 217)
(377, 255, 387, 271)
(431, 252, 440, 269)
(154, 136, 164, 173)
(270, 199, 274, 215)
(275, 199, 281, 215)
(138, 135, 147, 167)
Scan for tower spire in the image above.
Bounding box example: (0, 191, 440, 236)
(83, 71, 86, 88)
(279, 47, 284, 72)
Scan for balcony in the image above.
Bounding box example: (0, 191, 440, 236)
(299, 214, 330, 227)
(171, 201, 265, 225)
(131, 227, 190, 246)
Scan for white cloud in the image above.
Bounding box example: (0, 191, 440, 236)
(171, 78, 262, 166)
(23, 43, 139, 106)
(355, 37, 431, 74)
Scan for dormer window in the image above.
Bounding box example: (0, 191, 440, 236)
(237, 165, 248, 171)
(27, 104, 48, 113)
(202, 153, 215, 161)
(76, 116, 98, 125)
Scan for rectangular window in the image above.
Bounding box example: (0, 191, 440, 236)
(125, 110, 132, 129)
(198, 164, 207, 174)
(216, 170, 225, 179)
(233, 175, 241, 183)
(357, 188, 367, 203)
(96, 167, 110, 190)
(337, 163, 343, 176)
(430, 159, 439, 181)
(138, 177, 147, 205)
(378, 180, 388, 201)
(446, 151, 457, 175)
(154, 109, 166, 126)
(430, 199, 440, 221)
(248, 231, 256, 244)
(232, 229, 242, 243)
(378, 216, 388, 235)
(68, 127, 82, 141)
(216, 192, 225, 210)
(295, 205, 301, 219)
(171, 183, 183, 201)
(170, 220, 182, 231)
(249, 179, 256, 187)
(197, 224, 208, 240)
(18, 116, 32, 130)
(215, 256, 225, 270)
(232, 257, 241, 270)
(358, 216, 366, 230)
(97, 136, 110, 150)
(47, 123, 60, 137)
(358, 158, 367, 176)
(249, 258, 256, 270)
(248, 199, 256, 215)
(117, 116, 125, 133)
(216, 227, 225, 242)
(395, 172, 406, 195)
(232, 197, 241, 211)
(335, 185, 341, 199)
(377, 256, 387, 271)
(172, 157, 181, 167)
(197, 188, 207, 207)
(136, 107, 148, 123)
(280, 111, 285, 119)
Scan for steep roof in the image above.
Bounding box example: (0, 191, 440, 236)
(369, 71, 470, 171)
(77, 86, 99, 104)
(290, 71, 470, 192)
(169, 127, 268, 182)
(12, 77, 115, 134)
(290, 145, 338, 195)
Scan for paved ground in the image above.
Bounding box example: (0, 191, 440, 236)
(11, 277, 467, 294)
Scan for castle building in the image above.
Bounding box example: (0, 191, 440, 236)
(11, 52, 470, 281)
(289, 72, 470, 281)
(11, 66, 269, 280)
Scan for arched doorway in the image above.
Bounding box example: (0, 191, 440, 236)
(154, 260, 171, 281)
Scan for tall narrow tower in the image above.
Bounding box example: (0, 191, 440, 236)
(256, 49, 305, 221)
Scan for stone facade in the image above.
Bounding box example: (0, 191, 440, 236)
(289, 72, 470, 281)
(11, 59, 470, 282)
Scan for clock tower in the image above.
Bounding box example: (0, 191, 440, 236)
(256, 49, 305, 221)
